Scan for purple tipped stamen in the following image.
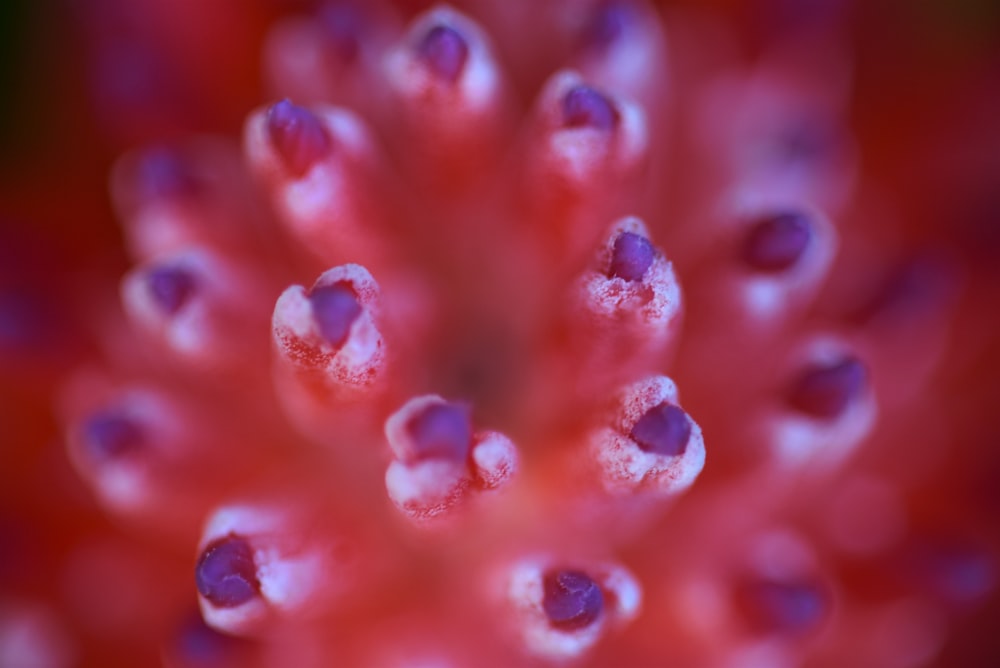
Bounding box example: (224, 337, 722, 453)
(630, 402, 691, 457)
(266, 99, 332, 177)
(195, 535, 260, 609)
(584, 1, 631, 49)
(734, 577, 829, 635)
(787, 357, 867, 420)
(405, 402, 473, 462)
(134, 146, 199, 200)
(81, 412, 144, 461)
(608, 231, 654, 282)
(174, 613, 251, 663)
(308, 282, 362, 349)
(416, 25, 469, 83)
(542, 570, 604, 631)
(561, 85, 619, 131)
(741, 212, 812, 273)
(146, 266, 196, 316)
(319, 3, 366, 64)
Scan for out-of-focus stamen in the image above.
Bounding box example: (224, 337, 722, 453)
(417, 25, 468, 83)
(561, 85, 619, 131)
(740, 211, 812, 273)
(787, 356, 867, 420)
(80, 412, 144, 462)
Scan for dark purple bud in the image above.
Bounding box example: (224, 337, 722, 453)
(266, 100, 332, 177)
(741, 212, 812, 273)
(173, 613, 253, 664)
(406, 401, 473, 462)
(734, 577, 829, 635)
(416, 25, 469, 84)
(542, 570, 604, 630)
(134, 146, 200, 200)
(81, 412, 144, 461)
(608, 231, 654, 282)
(147, 266, 196, 316)
(195, 535, 260, 609)
(787, 356, 867, 420)
(561, 85, 618, 131)
(583, 1, 632, 50)
(630, 402, 691, 457)
(308, 282, 362, 348)
(906, 537, 996, 605)
(771, 119, 835, 167)
(319, 2, 366, 64)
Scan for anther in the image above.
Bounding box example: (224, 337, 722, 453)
(787, 356, 867, 420)
(417, 25, 469, 83)
(266, 99, 332, 177)
(741, 212, 812, 273)
(629, 402, 691, 457)
(80, 412, 144, 462)
(542, 570, 605, 631)
(734, 577, 829, 635)
(561, 85, 619, 131)
(608, 231, 654, 282)
(195, 535, 260, 609)
(406, 401, 473, 463)
(146, 265, 196, 316)
(308, 282, 362, 349)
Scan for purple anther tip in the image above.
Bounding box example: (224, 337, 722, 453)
(584, 1, 631, 49)
(174, 613, 250, 663)
(134, 146, 199, 200)
(629, 402, 691, 457)
(195, 535, 260, 609)
(266, 99, 331, 177)
(417, 25, 469, 84)
(308, 282, 362, 349)
(741, 212, 812, 273)
(787, 357, 867, 420)
(81, 412, 144, 461)
(542, 570, 604, 631)
(319, 3, 365, 64)
(735, 578, 828, 635)
(146, 265, 196, 316)
(609, 231, 654, 282)
(561, 85, 618, 131)
(405, 401, 473, 462)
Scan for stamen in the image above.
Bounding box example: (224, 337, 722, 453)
(133, 146, 199, 200)
(266, 100, 332, 177)
(734, 577, 829, 635)
(561, 85, 618, 131)
(308, 282, 362, 348)
(542, 570, 604, 630)
(146, 265, 196, 315)
(741, 212, 812, 273)
(584, 1, 631, 49)
(787, 357, 867, 420)
(319, 2, 366, 64)
(608, 231, 654, 282)
(629, 402, 691, 457)
(417, 25, 468, 83)
(195, 535, 260, 609)
(80, 412, 144, 461)
(406, 402, 473, 463)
